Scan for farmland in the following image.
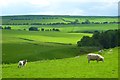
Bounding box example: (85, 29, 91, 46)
(2, 30, 92, 63)
(1, 15, 119, 78)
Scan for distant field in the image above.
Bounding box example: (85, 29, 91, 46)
(1, 15, 118, 25)
(63, 17, 118, 22)
(2, 24, 118, 33)
(2, 47, 118, 78)
(2, 15, 118, 33)
(2, 30, 92, 63)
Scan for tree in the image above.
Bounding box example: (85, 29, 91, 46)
(29, 27, 39, 31)
(84, 19, 90, 24)
(4, 26, 11, 30)
(77, 36, 91, 46)
(52, 28, 60, 31)
(77, 29, 120, 49)
(41, 28, 44, 31)
(0, 26, 3, 29)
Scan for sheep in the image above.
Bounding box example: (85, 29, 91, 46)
(87, 53, 104, 63)
(75, 56, 80, 58)
(18, 60, 27, 68)
(109, 49, 113, 52)
(98, 49, 104, 54)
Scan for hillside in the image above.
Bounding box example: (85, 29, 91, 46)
(2, 47, 118, 78)
(2, 30, 92, 63)
(1, 15, 118, 33)
(1, 15, 118, 25)
(1, 15, 119, 78)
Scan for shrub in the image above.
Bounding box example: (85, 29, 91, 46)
(29, 27, 39, 31)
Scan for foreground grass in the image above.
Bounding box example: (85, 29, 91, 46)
(2, 47, 118, 78)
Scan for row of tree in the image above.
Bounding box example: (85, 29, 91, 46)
(11, 17, 59, 20)
(0, 26, 11, 30)
(3, 21, 120, 25)
(2, 19, 120, 25)
(77, 29, 120, 49)
(29, 27, 60, 31)
(0, 26, 60, 32)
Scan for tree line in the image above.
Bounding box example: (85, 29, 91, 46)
(2, 19, 120, 25)
(0, 26, 60, 32)
(0, 26, 11, 30)
(29, 27, 60, 31)
(77, 29, 120, 49)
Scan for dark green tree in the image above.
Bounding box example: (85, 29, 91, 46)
(29, 27, 39, 31)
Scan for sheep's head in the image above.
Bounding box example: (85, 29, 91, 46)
(100, 57, 104, 62)
(25, 59, 27, 62)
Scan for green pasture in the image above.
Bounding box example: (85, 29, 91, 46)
(63, 17, 118, 22)
(2, 30, 92, 63)
(1, 15, 119, 78)
(2, 24, 118, 32)
(2, 47, 118, 78)
(2, 16, 118, 25)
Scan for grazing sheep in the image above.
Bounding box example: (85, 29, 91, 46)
(87, 53, 104, 63)
(98, 49, 104, 53)
(75, 56, 80, 58)
(109, 49, 113, 52)
(18, 60, 27, 68)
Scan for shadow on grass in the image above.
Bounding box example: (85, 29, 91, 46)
(2, 42, 79, 64)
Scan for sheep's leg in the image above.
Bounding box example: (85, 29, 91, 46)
(97, 60, 99, 63)
(18, 65, 21, 68)
(102, 60, 104, 62)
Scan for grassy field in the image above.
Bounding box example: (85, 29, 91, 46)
(2, 47, 118, 78)
(2, 24, 118, 32)
(1, 15, 118, 24)
(2, 30, 92, 63)
(2, 30, 119, 78)
(1, 15, 119, 78)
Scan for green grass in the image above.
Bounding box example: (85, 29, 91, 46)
(2, 47, 118, 78)
(60, 24, 118, 32)
(2, 30, 92, 63)
(2, 15, 118, 33)
(63, 17, 118, 22)
(2, 15, 118, 25)
(2, 24, 118, 33)
(1, 16, 119, 78)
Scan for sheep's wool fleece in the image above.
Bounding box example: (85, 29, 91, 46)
(87, 53, 103, 60)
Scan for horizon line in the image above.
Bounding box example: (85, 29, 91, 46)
(1, 14, 118, 17)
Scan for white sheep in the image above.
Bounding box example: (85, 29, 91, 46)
(18, 60, 27, 68)
(109, 49, 113, 52)
(87, 53, 104, 63)
(98, 49, 104, 54)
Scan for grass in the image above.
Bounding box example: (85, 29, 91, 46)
(2, 30, 118, 78)
(2, 24, 118, 33)
(2, 47, 118, 78)
(2, 15, 118, 25)
(63, 17, 118, 22)
(1, 16, 119, 78)
(2, 30, 92, 63)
